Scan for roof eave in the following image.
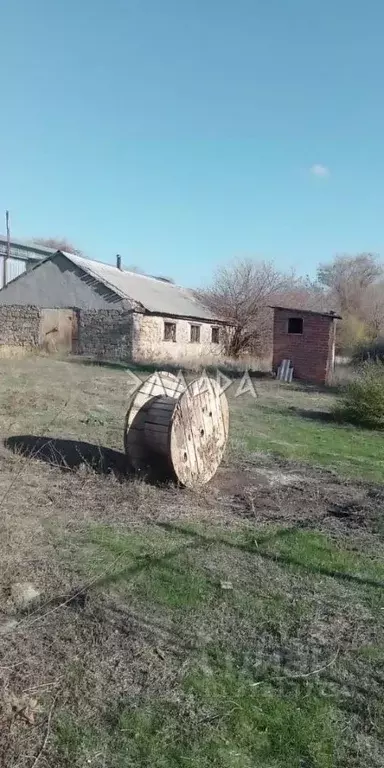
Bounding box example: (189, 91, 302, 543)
(269, 305, 342, 320)
(143, 309, 232, 324)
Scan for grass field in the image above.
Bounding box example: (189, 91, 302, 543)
(0, 356, 383, 767)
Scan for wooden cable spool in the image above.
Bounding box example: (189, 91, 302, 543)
(124, 371, 229, 487)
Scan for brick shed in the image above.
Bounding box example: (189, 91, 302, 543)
(271, 306, 341, 385)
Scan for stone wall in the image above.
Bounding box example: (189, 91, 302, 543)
(78, 309, 134, 360)
(0, 306, 227, 365)
(272, 308, 337, 385)
(132, 314, 225, 363)
(0, 305, 41, 347)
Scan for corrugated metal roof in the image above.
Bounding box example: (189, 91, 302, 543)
(63, 253, 221, 321)
(0, 235, 56, 260)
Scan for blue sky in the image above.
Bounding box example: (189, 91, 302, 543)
(1, 0, 383, 286)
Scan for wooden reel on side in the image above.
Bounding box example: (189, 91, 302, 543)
(124, 371, 229, 487)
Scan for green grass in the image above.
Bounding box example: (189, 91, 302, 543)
(256, 527, 384, 577)
(84, 524, 216, 610)
(56, 661, 342, 768)
(53, 522, 384, 767)
(231, 399, 384, 482)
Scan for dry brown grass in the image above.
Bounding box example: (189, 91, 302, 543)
(0, 346, 37, 359)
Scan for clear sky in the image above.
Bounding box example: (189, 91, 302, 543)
(1, 0, 383, 286)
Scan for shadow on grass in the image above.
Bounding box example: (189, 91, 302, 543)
(283, 380, 343, 395)
(93, 538, 206, 591)
(68, 356, 131, 371)
(67, 355, 273, 380)
(4, 435, 131, 476)
(4, 434, 179, 485)
(287, 406, 336, 424)
(289, 405, 384, 432)
(157, 522, 384, 591)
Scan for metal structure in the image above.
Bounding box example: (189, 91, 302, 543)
(0, 235, 54, 289)
(124, 371, 229, 487)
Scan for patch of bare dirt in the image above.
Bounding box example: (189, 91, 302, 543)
(211, 454, 384, 541)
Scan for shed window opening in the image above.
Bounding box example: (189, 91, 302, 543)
(164, 322, 176, 342)
(211, 327, 220, 344)
(288, 317, 303, 334)
(190, 324, 201, 343)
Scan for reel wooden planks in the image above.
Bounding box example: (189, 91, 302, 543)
(124, 371, 229, 487)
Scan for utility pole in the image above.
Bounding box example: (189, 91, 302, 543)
(3, 210, 10, 288)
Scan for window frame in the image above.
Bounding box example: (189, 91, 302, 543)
(287, 317, 304, 335)
(211, 326, 220, 344)
(190, 323, 201, 343)
(163, 321, 177, 342)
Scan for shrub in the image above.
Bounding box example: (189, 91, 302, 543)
(352, 337, 384, 364)
(335, 361, 384, 428)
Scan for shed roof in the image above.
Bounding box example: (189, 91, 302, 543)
(270, 305, 342, 320)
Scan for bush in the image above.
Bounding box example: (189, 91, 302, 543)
(352, 337, 384, 364)
(335, 361, 384, 428)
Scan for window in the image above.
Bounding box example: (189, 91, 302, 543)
(288, 317, 303, 334)
(164, 321, 176, 341)
(211, 326, 220, 344)
(190, 324, 201, 343)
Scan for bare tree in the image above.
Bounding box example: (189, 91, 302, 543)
(272, 274, 329, 314)
(198, 259, 280, 356)
(32, 237, 82, 256)
(362, 281, 384, 337)
(317, 253, 384, 352)
(199, 258, 325, 357)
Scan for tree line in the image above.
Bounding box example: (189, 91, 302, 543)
(199, 253, 384, 358)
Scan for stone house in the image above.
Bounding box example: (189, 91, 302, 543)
(0, 251, 229, 361)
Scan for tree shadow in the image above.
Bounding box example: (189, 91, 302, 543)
(156, 522, 384, 591)
(4, 434, 132, 476)
(68, 356, 131, 372)
(68, 355, 272, 380)
(284, 380, 342, 395)
(287, 406, 336, 424)
(94, 538, 205, 591)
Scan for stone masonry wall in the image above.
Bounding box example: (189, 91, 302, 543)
(78, 309, 134, 360)
(0, 306, 226, 364)
(272, 309, 336, 385)
(132, 314, 225, 363)
(0, 305, 41, 347)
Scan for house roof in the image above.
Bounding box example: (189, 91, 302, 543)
(270, 305, 342, 320)
(0, 249, 222, 321)
(64, 252, 221, 321)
